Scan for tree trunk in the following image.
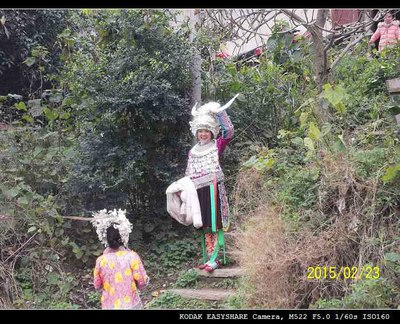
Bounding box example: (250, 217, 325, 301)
(309, 9, 329, 93)
(189, 9, 202, 106)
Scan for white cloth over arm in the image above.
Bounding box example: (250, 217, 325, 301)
(166, 176, 203, 229)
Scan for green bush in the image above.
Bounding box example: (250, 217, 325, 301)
(312, 278, 398, 309)
(146, 291, 212, 309)
(350, 147, 389, 179)
(175, 269, 199, 288)
(60, 9, 193, 219)
(277, 166, 320, 209)
(146, 238, 200, 274)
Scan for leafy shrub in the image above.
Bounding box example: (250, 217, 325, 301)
(277, 166, 320, 209)
(60, 10, 193, 219)
(146, 291, 212, 309)
(175, 269, 199, 288)
(350, 147, 389, 179)
(146, 238, 200, 274)
(312, 278, 398, 309)
(0, 9, 68, 97)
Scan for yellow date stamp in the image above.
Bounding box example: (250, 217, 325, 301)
(306, 266, 380, 280)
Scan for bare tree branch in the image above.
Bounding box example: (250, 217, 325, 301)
(331, 33, 366, 70)
(201, 9, 398, 91)
(5, 233, 37, 262)
(280, 9, 307, 25)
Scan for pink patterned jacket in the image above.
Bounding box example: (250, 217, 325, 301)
(369, 20, 400, 52)
(93, 246, 149, 309)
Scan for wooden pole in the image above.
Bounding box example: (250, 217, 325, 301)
(0, 214, 92, 221)
(62, 216, 92, 221)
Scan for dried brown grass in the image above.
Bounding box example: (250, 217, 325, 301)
(231, 153, 399, 308)
(233, 203, 360, 308)
(0, 260, 22, 309)
(231, 204, 292, 308)
(232, 168, 267, 225)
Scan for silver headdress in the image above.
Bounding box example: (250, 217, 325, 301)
(91, 209, 132, 248)
(189, 94, 239, 138)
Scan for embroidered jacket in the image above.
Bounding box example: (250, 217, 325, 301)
(185, 110, 234, 189)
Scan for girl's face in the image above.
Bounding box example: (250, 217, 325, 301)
(384, 14, 393, 24)
(197, 129, 212, 145)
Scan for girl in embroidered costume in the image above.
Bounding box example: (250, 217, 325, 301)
(185, 94, 238, 272)
(91, 209, 149, 309)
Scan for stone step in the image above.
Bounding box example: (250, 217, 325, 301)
(386, 78, 400, 94)
(164, 288, 236, 301)
(196, 267, 243, 278)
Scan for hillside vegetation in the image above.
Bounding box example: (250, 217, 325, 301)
(0, 9, 399, 309)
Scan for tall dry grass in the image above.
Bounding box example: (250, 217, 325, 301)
(231, 154, 399, 308)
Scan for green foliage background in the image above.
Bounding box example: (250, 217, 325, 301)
(0, 9, 399, 309)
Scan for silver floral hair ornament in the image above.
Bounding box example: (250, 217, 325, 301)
(189, 94, 239, 138)
(91, 209, 132, 248)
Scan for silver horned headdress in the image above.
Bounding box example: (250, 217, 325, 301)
(189, 94, 239, 138)
(91, 209, 133, 248)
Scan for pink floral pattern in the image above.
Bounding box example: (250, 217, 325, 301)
(93, 247, 149, 309)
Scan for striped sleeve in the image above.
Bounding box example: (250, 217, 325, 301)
(216, 110, 234, 140)
(216, 110, 234, 154)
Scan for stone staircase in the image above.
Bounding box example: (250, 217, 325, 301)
(166, 266, 243, 301)
(157, 231, 242, 306)
(386, 77, 400, 124)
